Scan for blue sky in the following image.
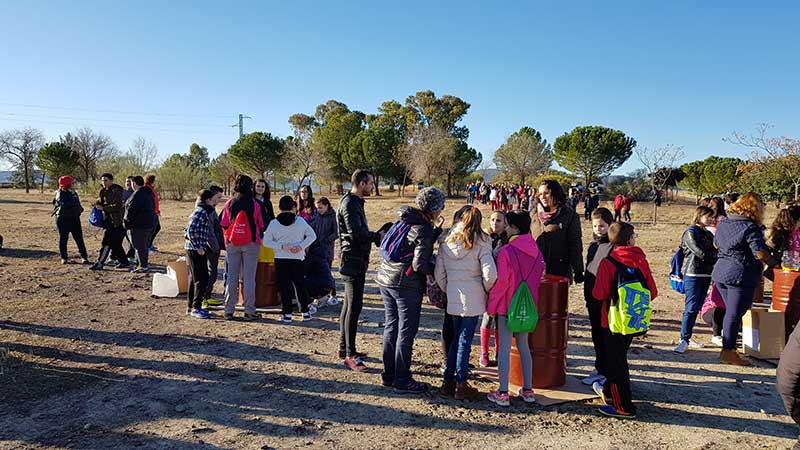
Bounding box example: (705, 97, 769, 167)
(1, 1, 798, 175)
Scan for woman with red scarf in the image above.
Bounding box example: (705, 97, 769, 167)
(530, 179, 584, 282)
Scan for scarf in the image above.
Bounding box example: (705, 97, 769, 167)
(537, 203, 559, 225)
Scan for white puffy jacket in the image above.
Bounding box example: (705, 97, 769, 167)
(434, 226, 498, 317)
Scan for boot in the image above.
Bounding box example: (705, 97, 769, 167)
(440, 380, 456, 396)
(479, 327, 491, 367)
(455, 381, 481, 400)
(720, 349, 751, 366)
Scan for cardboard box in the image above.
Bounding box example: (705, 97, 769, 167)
(742, 307, 785, 359)
(167, 259, 189, 294)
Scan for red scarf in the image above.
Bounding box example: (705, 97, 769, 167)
(538, 206, 559, 225)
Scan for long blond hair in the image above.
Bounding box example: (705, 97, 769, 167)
(447, 207, 487, 249)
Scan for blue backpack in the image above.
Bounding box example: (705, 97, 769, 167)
(669, 246, 685, 294)
(380, 222, 413, 263)
(88, 206, 106, 228)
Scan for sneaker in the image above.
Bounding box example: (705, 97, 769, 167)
(327, 295, 340, 306)
(582, 369, 601, 386)
(344, 356, 368, 372)
(107, 259, 117, 266)
(61, 258, 69, 265)
(90, 262, 104, 271)
(115, 262, 131, 269)
(487, 390, 510, 407)
(315, 296, 329, 308)
(688, 338, 704, 349)
(242, 312, 261, 321)
(281, 314, 292, 323)
(224, 313, 235, 321)
(128, 257, 136, 265)
(673, 340, 689, 354)
(599, 405, 636, 419)
(394, 380, 430, 395)
(132, 266, 150, 274)
(592, 381, 607, 405)
(186, 309, 192, 316)
(308, 305, 317, 315)
(204, 298, 223, 306)
(81, 258, 91, 265)
(710, 335, 724, 347)
(302, 312, 312, 322)
(337, 350, 367, 359)
(149, 246, 159, 253)
(479, 353, 490, 368)
(518, 388, 537, 404)
(190, 309, 209, 319)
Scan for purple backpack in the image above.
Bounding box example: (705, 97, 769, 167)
(380, 222, 413, 263)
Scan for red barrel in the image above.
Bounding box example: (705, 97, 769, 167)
(773, 269, 800, 341)
(510, 275, 570, 389)
(239, 262, 279, 307)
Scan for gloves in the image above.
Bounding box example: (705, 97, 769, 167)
(573, 272, 585, 284)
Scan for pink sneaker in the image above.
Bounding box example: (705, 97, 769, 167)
(479, 353, 490, 368)
(487, 390, 510, 407)
(518, 388, 537, 403)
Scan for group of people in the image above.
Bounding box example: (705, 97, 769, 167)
(467, 182, 533, 212)
(52, 173, 162, 273)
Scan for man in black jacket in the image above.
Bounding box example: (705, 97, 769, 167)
(124, 175, 156, 273)
(91, 173, 129, 270)
(337, 169, 385, 372)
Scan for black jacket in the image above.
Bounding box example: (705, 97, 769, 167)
(53, 189, 84, 221)
(98, 184, 125, 228)
(680, 225, 718, 276)
(532, 205, 584, 280)
(124, 186, 157, 230)
(376, 206, 440, 290)
(337, 192, 381, 276)
(777, 323, 800, 426)
(584, 234, 613, 301)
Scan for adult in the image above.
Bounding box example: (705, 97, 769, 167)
(184, 189, 221, 319)
(90, 173, 128, 271)
(254, 179, 276, 225)
(777, 325, 800, 440)
(764, 206, 800, 281)
(122, 176, 136, 264)
(145, 174, 161, 252)
(377, 187, 445, 394)
(711, 192, 769, 366)
(124, 175, 157, 273)
(531, 180, 584, 282)
(435, 207, 497, 400)
(220, 175, 266, 321)
(297, 184, 318, 224)
(674, 206, 718, 353)
(337, 170, 385, 370)
(52, 175, 89, 264)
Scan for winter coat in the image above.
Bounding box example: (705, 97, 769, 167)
(97, 183, 125, 228)
(614, 195, 624, 211)
(592, 246, 659, 329)
(777, 324, 800, 426)
(262, 212, 316, 260)
(487, 234, 545, 316)
(338, 192, 381, 275)
(680, 225, 718, 277)
(255, 197, 275, 227)
(711, 214, 768, 288)
(53, 189, 84, 221)
(376, 206, 440, 290)
(434, 225, 497, 317)
(150, 186, 161, 215)
(311, 207, 339, 264)
(184, 205, 213, 252)
(195, 200, 222, 254)
(531, 204, 584, 280)
(220, 197, 266, 245)
(123, 186, 156, 230)
(584, 234, 613, 302)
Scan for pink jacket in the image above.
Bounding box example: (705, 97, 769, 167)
(220, 198, 266, 245)
(487, 233, 546, 316)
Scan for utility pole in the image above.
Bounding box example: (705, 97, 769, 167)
(231, 114, 251, 138)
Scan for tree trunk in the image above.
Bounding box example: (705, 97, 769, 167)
(23, 162, 30, 193)
(446, 173, 452, 197)
(375, 175, 381, 196)
(652, 201, 658, 225)
(40, 172, 45, 193)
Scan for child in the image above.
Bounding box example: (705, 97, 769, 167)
(582, 207, 614, 386)
(479, 210, 508, 367)
(184, 189, 220, 319)
(486, 210, 545, 407)
(263, 196, 317, 323)
(592, 222, 658, 418)
(308, 197, 339, 307)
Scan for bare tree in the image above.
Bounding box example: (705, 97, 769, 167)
(0, 127, 45, 193)
(398, 125, 451, 187)
(65, 127, 118, 183)
(478, 159, 494, 181)
(635, 144, 684, 224)
(725, 123, 800, 200)
(128, 136, 159, 174)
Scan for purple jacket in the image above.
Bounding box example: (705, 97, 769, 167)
(711, 214, 767, 288)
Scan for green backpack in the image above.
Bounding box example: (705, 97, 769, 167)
(607, 257, 652, 336)
(506, 249, 539, 333)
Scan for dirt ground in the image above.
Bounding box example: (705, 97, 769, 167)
(0, 188, 796, 450)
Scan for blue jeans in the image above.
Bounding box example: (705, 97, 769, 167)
(380, 286, 423, 387)
(716, 282, 757, 350)
(444, 315, 480, 383)
(681, 276, 712, 341)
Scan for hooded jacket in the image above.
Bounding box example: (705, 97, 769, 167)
(311, 206, 339, 263)
(97, 183, 125, 228)
(123, 185, 156, 230)
(434, 225, 498, 317)
(487, 233, 546, 316)
(711, 213, 768, 288)
(531, 204, 584, 280)
(593, 246, 659, 329)
(262, 212, 316, 260)
(376, 206, 440, 290)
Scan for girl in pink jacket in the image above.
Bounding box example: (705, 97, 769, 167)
(486, 210, 546, 406)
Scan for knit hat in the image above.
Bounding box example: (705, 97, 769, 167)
(58, 176, 74, 188)
(416, 187, 446, 213)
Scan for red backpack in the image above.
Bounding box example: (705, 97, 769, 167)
(225, 209, 253, 247)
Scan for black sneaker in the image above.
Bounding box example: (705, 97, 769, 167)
(394, 380, 430, 395)
(243, 312, 261, 321)
(115, 262, 131, 269)
(90, 262, 104, 271)
(224, 313, 235, 321)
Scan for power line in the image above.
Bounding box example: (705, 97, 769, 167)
(0, 116, 235, 136)
(0, 101, 232, 119)
(0, 111, 231, 128)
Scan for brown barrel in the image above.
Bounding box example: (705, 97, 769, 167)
(238, 262, 279, 307)
(773, 269, 800, 341)
(510, 275, 570, 389)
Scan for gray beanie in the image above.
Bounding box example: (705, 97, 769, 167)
(416, 187, 446, 213)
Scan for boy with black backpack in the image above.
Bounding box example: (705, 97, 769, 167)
(591, 222, 658, 418)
